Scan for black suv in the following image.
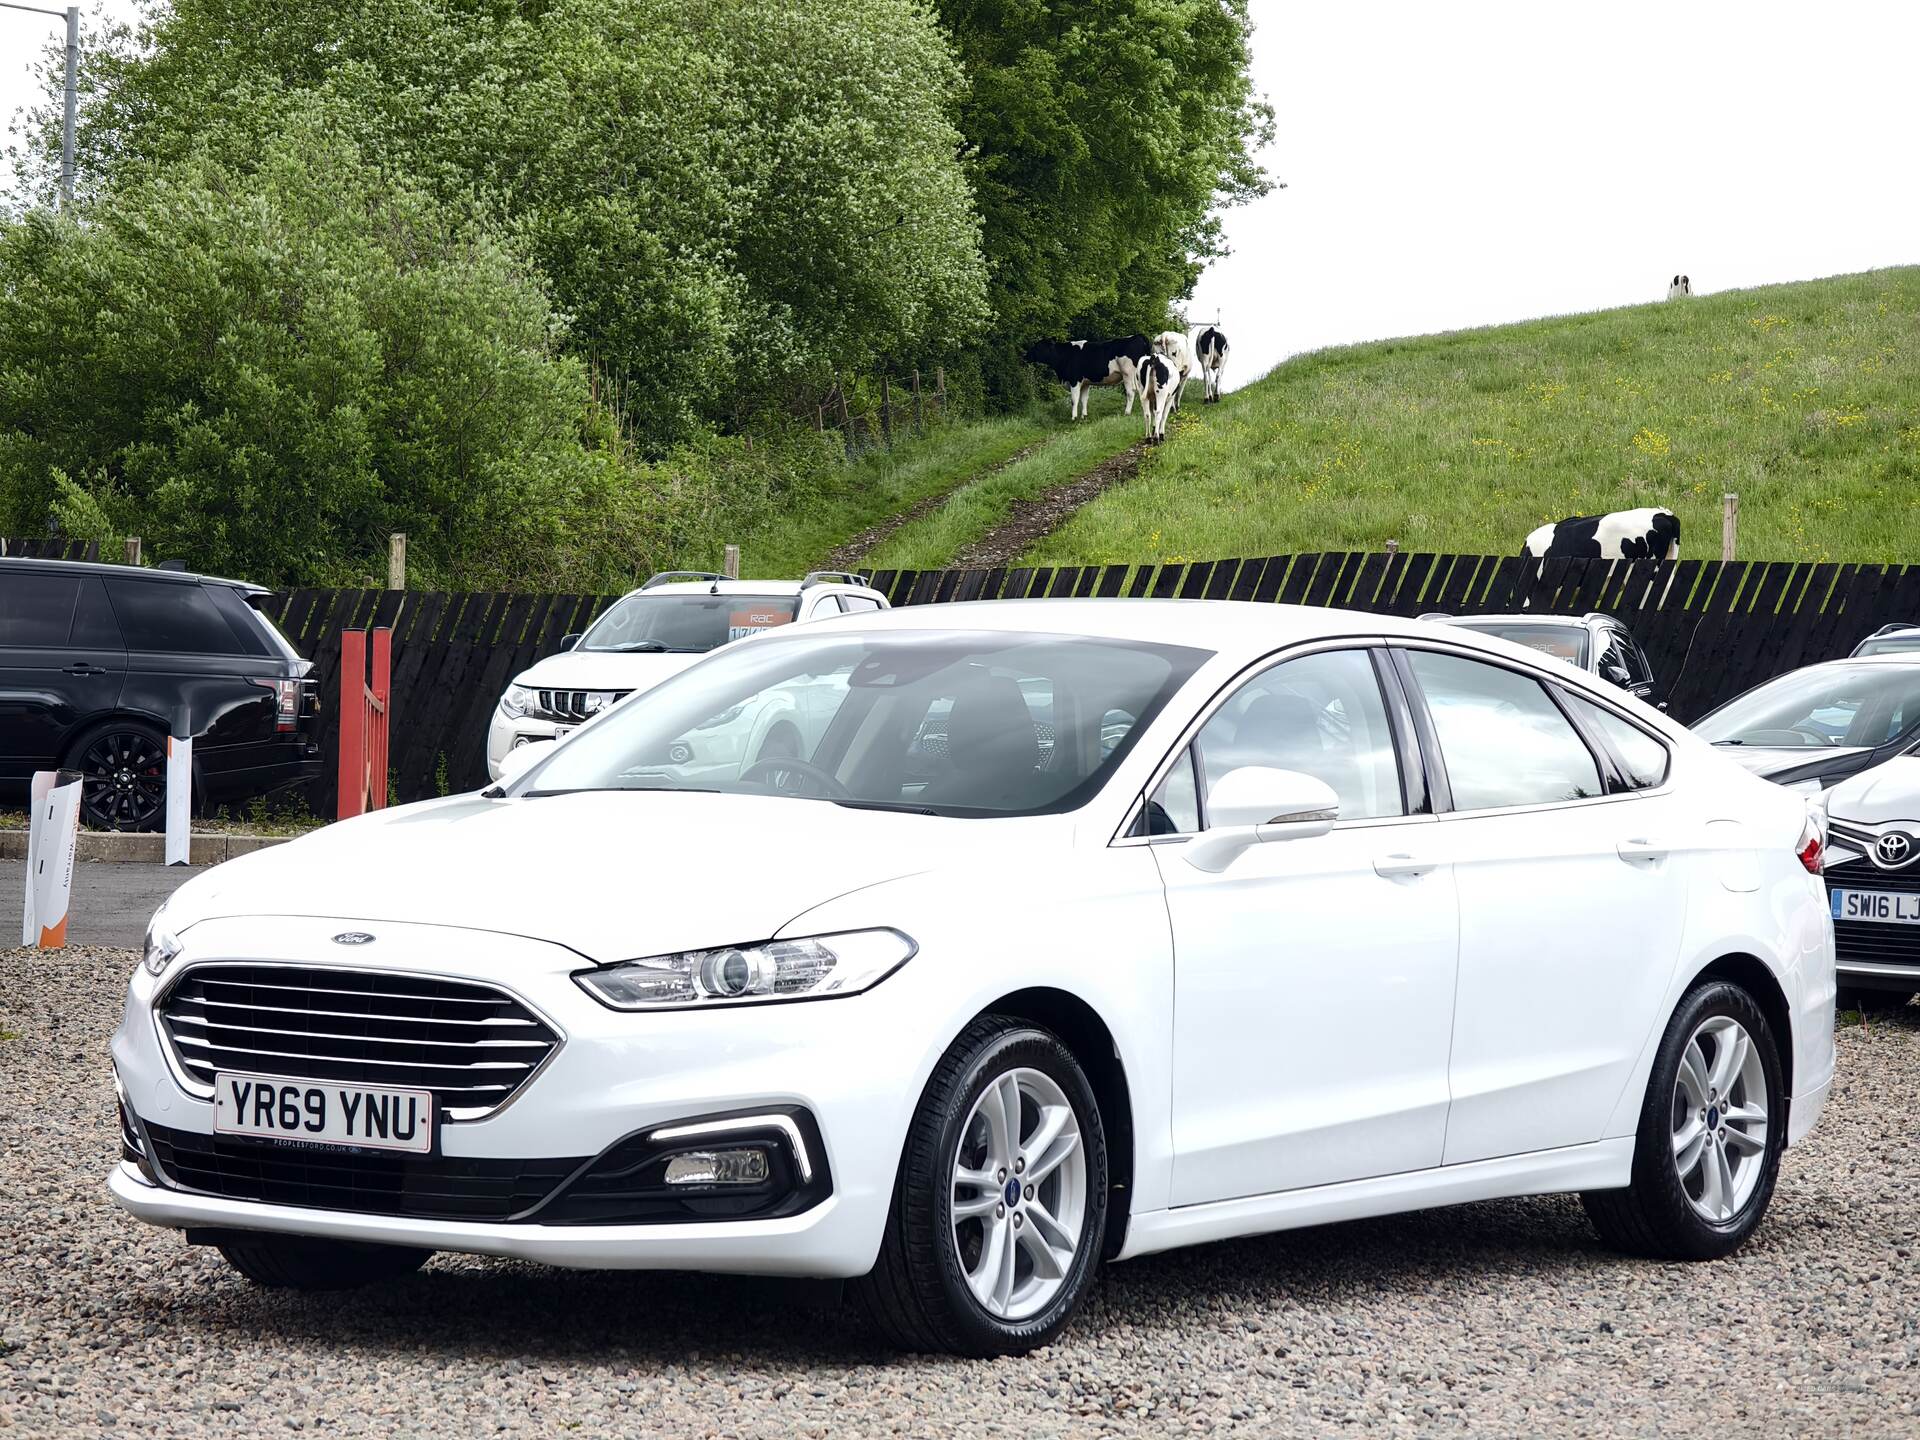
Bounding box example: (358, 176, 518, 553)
(0, 558, 320, 829)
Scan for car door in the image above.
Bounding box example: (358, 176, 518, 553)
(1394, 645, 1692, 1165)
(1151, 645, 1462, 1206)
(0, 570, 127, 781)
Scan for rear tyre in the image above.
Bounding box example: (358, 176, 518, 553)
(217, 1234, 432, 1290)
(1582, 980, 1785, 1260)
(854, 1016, 1107, 1356)
(65, 719, 171, 832)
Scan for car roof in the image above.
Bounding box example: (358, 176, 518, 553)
(624, 579, 881, 598)
(1432, 613, 1605, 629)
(795, 598, 1517, 660)
(0, 554, 267, 593)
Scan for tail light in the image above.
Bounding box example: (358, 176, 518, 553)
(1796, 812, 1825, 875)
(252, 677, 301, 732)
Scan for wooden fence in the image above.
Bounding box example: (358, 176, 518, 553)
(0, 537, 100, 560)
(252, 551, 1920, 810)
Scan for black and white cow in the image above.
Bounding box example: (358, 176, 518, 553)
(1524, 507, 1680, 562)
(1152, 330, 1198, 410)
(1023, 335, 1152, 420)
(1666, 274, 1692, 300)
(1136, 350, 1181, 443)
(1195, 326, 1229, 402)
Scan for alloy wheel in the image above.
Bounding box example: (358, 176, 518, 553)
(949, 1067, 1087, 1321)
(79, 729, 167, 831)
(1670, 1014, 1769, 1222)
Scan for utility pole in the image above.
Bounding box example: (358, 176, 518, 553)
(1, 3, 79, 209)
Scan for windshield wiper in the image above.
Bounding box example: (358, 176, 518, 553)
(831, 798, 941, 816)
(1712, 739, 1743, 746)
(603, 640, 669, 653)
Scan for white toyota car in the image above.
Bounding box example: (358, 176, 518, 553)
(112, 601, 1835, 1356)
(485, 570, 889, 780)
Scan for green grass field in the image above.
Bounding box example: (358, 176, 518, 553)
(1026, 267, 1920, 568)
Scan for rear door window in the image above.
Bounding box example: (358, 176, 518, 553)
(70, 577, 124, 648)
(0, 571, 81, 646)
(1567, 694, 1670, 789)
(1406, 649, 1604, 809)
(105, 578, 249, 654)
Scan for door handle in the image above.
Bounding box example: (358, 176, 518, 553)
(1374, 852, 1440, 878)
(62, 662, 108, 676)
(1617, 837, 1669, 862)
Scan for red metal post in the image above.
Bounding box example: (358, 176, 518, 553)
(338, 629, 367, 820)
(369, 628, 392, 812)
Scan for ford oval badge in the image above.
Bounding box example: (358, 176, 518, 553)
(332, 931, 376, 946)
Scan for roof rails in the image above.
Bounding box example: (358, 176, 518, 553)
(640, 570, 728, 592)
(1581, 610, 1619, 624)
(1415, 611, 1453, 621)
(1867, 622, 1920, 638)
(801, 570, 869, 590)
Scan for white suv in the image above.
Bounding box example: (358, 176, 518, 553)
(485, 571, 888, 780)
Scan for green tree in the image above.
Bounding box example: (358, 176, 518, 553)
(12, 0, 989, 445)
(934, 0, 1273, 395)
(0, 122, 603, 587)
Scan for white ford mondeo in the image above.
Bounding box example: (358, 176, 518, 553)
(111, 601, 1836, 1356)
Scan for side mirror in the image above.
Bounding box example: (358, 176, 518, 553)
(1183, 767, 1339, 872)
(560, 633, 583, 652)
(496, 738, 555, 788)
(1602, 663, 1632, 686)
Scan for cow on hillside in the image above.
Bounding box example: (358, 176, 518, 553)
(1023, 335, 1151, 420)
(1195, 326, 1229, 402)
(1524, 507, 1680, 562)
(1667, 274, 1692, 300)
(1152, 330, 1198, 410)
(1136, 351, 1181, 443)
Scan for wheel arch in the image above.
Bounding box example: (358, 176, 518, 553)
(1687, 951, 1794, 1100)
(963, 986, 1135, 1262)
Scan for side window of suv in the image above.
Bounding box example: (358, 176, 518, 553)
(105, 578, 248, 654)
(0, 572, 80, 646)
(1406, 649, 1604, 810)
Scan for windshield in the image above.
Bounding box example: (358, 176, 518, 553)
(578, 593, 799, 653)
(1856, 634, 1920, 657)
(1695, 664, 1920, 749)
(521, 629, 1209, 817)
(1450, 620, 1589, 668)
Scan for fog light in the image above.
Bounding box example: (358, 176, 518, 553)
(663, 1148, 770, 1186)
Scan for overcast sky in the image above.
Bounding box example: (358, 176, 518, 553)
(5, 0, 1916, 386)
(1190, 1, 1920, 386)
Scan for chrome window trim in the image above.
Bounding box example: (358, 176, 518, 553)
(150, 958, 567, 1125)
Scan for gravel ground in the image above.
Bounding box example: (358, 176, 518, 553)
(4, 946, 1917, 1437)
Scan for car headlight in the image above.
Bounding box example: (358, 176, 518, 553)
(142, 909, 182, 977)
(500, 684, 535, 719)
(574, 928, 916, 1011)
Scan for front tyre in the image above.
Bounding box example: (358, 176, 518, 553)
(1583, 980, 1785, 1260)
(856, 1016, 1107, 1356)
(217, 1234, 432, 1290)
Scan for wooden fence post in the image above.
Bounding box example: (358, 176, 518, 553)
(911, 369, 924, 433)
(881, 374, 894, 450)
(723, 544, 740, 579)
(123, 537, 142, 566)
(935, 366, 946, 414)
(1721, 493, 1739, 562)
(388, 533, 407, 590)
(1385, 539, 1399, 556)
(835, 378, 854, 455)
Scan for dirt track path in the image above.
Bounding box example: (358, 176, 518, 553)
(949, 440, 1148, 570)
(822, 440, 1051, 571)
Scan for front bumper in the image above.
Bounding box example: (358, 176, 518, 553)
(108, 1163, 852, 1274)
(110, 915, 929, 1278)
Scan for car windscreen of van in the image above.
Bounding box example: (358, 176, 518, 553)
(578, 594, 800, 654)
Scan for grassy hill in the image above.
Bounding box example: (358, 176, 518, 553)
(1026, 267, 1920, 568)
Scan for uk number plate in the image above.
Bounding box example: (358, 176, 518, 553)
(1830, 888, 1920, 926)
(212, 1072, 434, 1154)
